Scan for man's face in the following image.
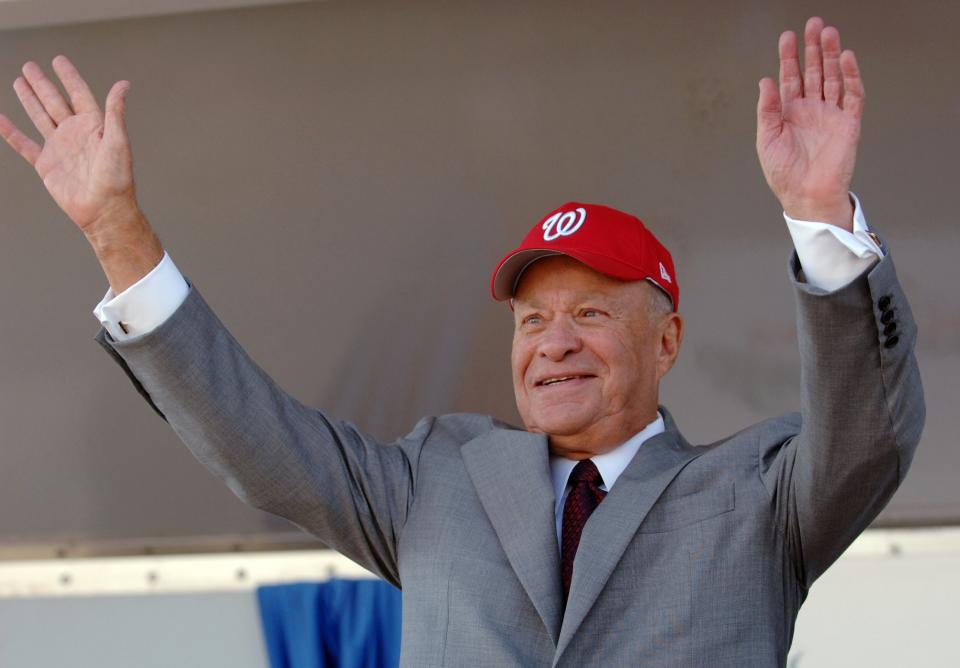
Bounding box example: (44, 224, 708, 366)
(510, 255, 681, 458)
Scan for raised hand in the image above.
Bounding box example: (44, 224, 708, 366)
(0, 56, 161, 293)
(756, 17, 864, 231)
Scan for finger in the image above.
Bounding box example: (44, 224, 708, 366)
(778, 31, 803, 104)
(803, 16, 825, 99)
(21, 60, 73, 124)
(103, 80, 131, 147)
(756, 77, 782, 147)
(13, 76, 56, 139)
(0, 113, 42, 165)
(51, 55, 100, 115)
(821, 26, 843, 105)
(840, 50, 865, 119)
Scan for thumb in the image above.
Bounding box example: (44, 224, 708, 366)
(756, 77, 782, 146)
(103, 80, 131, 146)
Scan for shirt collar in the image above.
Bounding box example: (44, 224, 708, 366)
(549, 411, 666, 501)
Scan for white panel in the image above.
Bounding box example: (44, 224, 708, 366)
(791, 533, 960, 666)
(0, 592, 269, 668)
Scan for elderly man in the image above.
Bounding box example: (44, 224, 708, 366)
(0, 16, 924, 667)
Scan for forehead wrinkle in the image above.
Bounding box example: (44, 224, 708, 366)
(514, 286, 622, 311)
(513, 255, 649, 317)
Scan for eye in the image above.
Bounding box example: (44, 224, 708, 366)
(579, 308, 603, 318)
(521, 313, 543, 326)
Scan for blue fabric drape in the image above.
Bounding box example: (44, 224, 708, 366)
(256, 579, 402, 668)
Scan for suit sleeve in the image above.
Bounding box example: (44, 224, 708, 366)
(760, 246, 925, 587)
(94, 281, 428, 587)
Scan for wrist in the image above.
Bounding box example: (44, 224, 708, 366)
(82, 198, 147, 248)
(85, 208, 165, 295)
(782, 194, 855, 232)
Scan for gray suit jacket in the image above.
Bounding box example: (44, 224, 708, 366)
(95, 251, 924, 667)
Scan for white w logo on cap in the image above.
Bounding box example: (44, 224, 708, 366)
(542, 207, 587, 241)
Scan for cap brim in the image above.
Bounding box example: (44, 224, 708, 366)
(491, 249, 566, 300)
(492, 246, 670, 299)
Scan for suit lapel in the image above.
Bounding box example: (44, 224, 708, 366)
(554, 409, 701, 662)
(461, 427, 564, 646)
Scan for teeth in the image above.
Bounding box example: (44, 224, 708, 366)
(543, 376, 579, 385)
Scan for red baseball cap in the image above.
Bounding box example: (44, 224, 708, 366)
(490, 201, 679, 311)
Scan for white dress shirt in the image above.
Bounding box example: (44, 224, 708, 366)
(91, 195, 886, 549)
(550, 412, 665, 546)
(781, 192, 883, 290)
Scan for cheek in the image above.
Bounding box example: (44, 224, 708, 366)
(510, 341, 530, 389)
(603, 334, 654, 390)
(510, 353, 532, 424)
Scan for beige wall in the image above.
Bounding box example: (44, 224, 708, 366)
(0, 0, 956, 551)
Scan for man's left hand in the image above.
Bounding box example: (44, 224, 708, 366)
(756, 17, 864, 232)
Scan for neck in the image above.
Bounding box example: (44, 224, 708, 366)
(546, 408, 661, 459)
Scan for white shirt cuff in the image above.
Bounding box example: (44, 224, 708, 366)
(783, 192, 885, 292)
(92, 251, 189, 341)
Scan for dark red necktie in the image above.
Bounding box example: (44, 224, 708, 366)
(560, 459, 607, 600)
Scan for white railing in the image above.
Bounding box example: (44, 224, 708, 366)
(0, 549, 374, 598)
(1, 527, 958, 598)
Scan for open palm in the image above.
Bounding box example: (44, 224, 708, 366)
(0, 56, 135, 234)
(757, 18, 864, 229)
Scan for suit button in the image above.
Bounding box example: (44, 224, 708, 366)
(883, 322, 898, 336)
(881, 309, 895, 324)
(884, 335, 900, 348)
(878, 295, 892, 310)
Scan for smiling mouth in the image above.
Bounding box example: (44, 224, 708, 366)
(536, 375, 596, 387)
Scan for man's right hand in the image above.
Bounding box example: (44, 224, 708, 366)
(0, 55, 162, 294)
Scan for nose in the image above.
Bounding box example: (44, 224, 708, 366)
(538, 317, 582, 362)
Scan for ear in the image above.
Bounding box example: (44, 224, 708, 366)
(656, 312, 684, 379)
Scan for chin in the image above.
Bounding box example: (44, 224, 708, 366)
(527, 410, 594, 438)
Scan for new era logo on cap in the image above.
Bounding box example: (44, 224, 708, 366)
(659, 262, 672, 284)
(490, 201, 679, 311)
